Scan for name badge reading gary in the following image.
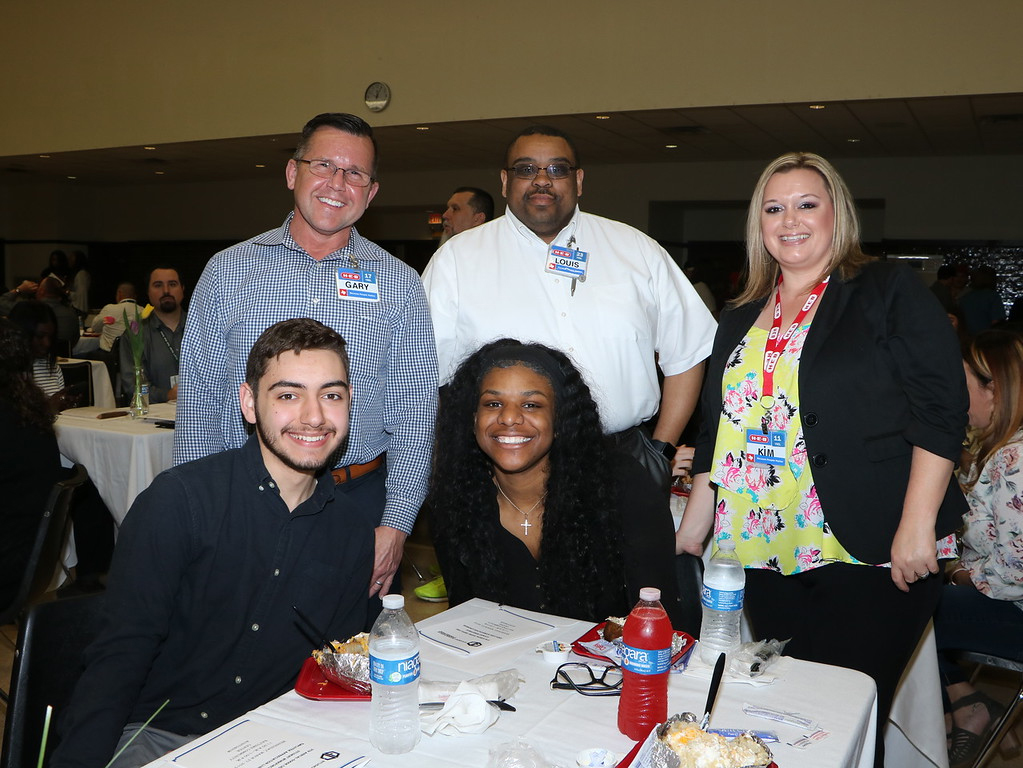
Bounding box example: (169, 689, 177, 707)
(544, 245, 589, 280)
(744, 429, 786, 466)
(336, 268, 380, 303)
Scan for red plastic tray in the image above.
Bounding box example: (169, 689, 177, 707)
(294, 657, 370, 701)
(570, 622, 696, 666)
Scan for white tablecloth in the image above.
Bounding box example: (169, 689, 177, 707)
(55, 403, 175, 524)
(144, 599, 877, 768)
(72, 333, 101, 357)
(59, 357, 115, 409)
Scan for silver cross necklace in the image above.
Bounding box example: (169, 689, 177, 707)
(496, 484, 548, 536)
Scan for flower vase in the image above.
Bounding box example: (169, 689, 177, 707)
(130, 365, 150, 418)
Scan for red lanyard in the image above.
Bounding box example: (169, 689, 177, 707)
(760, 276, 829, 429)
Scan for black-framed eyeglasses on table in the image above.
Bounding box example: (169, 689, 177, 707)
(550, 662, 623, 696)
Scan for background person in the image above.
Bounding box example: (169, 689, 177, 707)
(9, 300, 80, 411)
(90, 282, 138, 353)
(936, 330, 1023, 767)
(428, 339, 684, 627)
(118, 266, 186, 403)
(441, 186, 494, 240)
(675, 152, 968, 767)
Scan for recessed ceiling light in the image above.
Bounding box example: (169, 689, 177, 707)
(67, 176, 76, 180)
(595, 115, 611, 120)
(38, 154, 50, 159)
(255, 164, 266, 168)
(808, 104, 826, 110)
(416, 126, 430, 131)
(143, 146, 157, 150)
(665, 144, 678, 149)
(847, 138, 861, 143)
(155, 171, 165, 175)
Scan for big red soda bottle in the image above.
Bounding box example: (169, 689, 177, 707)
(617, 587, 673, 740)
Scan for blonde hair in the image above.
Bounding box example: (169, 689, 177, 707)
(733, 152, 874, 306)
(961, 330, 1023, 491)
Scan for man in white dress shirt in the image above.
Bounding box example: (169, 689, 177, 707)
(423, 125, 716, 489)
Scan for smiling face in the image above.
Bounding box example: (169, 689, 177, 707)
(760, 168, 835, 282)
(964, 361, 995, 430)
(474, 364, 556, 481)
(240, 348, 350, 480)
(501, 134, 583, 243)
(286, 127, 379, 256)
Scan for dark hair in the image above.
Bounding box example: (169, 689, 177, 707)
(294, 113, 378, 177)
(0, 319, 54, 433)
(147, 265, 182, 287)
(936, 264, 957, 281)
(453, 186, 495, 222)
(505, 125, 581, 168)
(245, 318, 350, 390)
(426, 339, 620, 619)
(9, 300, 59, 368)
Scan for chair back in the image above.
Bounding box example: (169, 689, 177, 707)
(56, 361, 94, 408)
(0, 464, 88, 628)
(108, 334, 124, 405)
(0, 593, 107, 768)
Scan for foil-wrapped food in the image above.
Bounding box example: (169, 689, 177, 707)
(311, 632, 371, 695)
(648, 714, 772, 768)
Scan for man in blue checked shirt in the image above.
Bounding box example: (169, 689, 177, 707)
(174, 113, 438, 607)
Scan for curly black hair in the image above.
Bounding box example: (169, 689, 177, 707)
(427, 339, 622, 619)
(0, 319, 55, 433)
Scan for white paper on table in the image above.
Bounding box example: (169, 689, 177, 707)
(419, 606, 555, 656)
(167, 719, 368, 768)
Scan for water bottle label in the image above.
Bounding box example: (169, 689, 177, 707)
(701, 585, 744, 611)
(369, 652, 420, 685)
(619, 642, 671, 675)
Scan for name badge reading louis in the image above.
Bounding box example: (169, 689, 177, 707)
(544, 245, 589, 280)
(336, 268, 380, 303)
(744, 429, 786, 466)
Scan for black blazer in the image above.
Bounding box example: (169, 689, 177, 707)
(694, 261, 968, 564)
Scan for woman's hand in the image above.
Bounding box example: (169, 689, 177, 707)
(674, 472, 714, 556)
(671, 444, 695, 477)
(890, 518, 939, 592)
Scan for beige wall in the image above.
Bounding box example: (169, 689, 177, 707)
(3, 1, 1022, 156)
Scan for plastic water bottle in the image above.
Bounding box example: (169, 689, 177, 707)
(699, 538, 745, 665)
(617, 587, 673, 740)
(369, 594, 421, 754)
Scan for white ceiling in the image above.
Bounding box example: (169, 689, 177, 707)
(3, 94, 1022, 185)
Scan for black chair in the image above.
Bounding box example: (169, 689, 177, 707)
(0, 593, 107, 768)
(55, 361, 94, 408)
(0, 464, 89, 653)
(956, 651, 1023, 768)
(674, 552, 705, 637)
(108, 334, 124, 405)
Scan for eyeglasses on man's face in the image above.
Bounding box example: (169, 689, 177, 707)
(505, 163, 577, 181)
(550, 662, 623, 696)
(295, 158, 374, 188)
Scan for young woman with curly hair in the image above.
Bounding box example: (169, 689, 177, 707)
(0, 318, 62, 607)
(427, 339, 684, 626)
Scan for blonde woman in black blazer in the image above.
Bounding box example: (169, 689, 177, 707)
(676, 152, 968, 768)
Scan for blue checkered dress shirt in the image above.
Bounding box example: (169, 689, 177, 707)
(173, 214, 438, 533)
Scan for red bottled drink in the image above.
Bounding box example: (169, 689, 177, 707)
(617, 587, 673, 740)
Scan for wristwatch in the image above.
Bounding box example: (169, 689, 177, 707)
(650, 439, 676, 462)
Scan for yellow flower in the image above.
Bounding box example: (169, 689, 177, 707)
(140, 304, 155, 320)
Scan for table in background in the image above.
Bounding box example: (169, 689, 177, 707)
(58, 357, 115, 409)
(55, 403, 175, 525)
(72, 332, 101, 357)
(144, 598, 877, 768)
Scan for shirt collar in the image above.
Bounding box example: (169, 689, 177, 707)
(504, 205, 581, 248)
(241, 433, 335, 514)
(255, 212, 376, 263)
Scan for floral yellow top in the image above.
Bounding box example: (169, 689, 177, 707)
(711, 324, 957, 574)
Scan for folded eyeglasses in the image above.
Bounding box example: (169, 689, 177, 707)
(549, 662, 623, 696)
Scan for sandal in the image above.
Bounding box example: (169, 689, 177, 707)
(948, 691, 1006, 768)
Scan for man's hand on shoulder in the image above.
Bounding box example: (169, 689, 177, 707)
(369, 526, 407, 597)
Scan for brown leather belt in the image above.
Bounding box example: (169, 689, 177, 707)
(331, 454, 384, 485)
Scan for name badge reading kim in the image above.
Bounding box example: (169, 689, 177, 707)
(336, 268, 380, 303)
(744, 428, 786, 467)
(544, 245, 589, 280)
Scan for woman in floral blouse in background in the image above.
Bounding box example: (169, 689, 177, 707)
(936, 329, 1023, 768)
